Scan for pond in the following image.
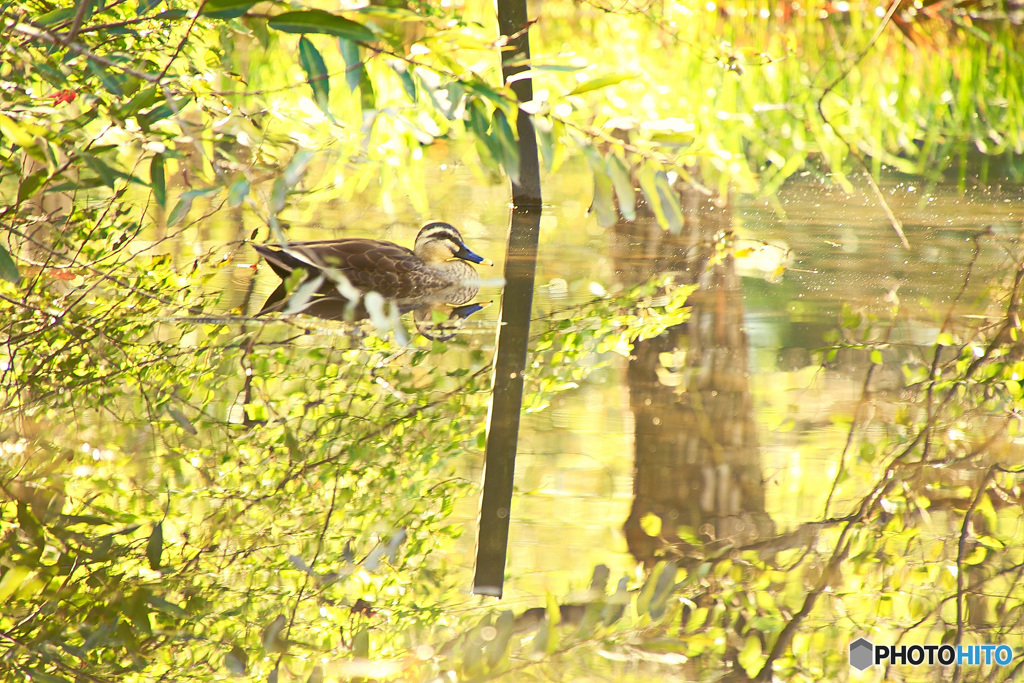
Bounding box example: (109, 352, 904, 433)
(199, 157, 1020, 679)
(434, 167, 1024, 607)
(3, 0, 1024, 680)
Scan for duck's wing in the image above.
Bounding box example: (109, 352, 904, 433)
(308, 240, 434, 297)
(254, 239, 452, 298)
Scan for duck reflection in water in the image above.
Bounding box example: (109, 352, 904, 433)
(252, 222, 492, 340)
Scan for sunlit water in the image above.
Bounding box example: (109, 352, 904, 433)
(230, 160, 1021, 612)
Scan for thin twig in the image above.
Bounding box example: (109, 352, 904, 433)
(952, 467, 996, 683)
(816, 0, 909, 249)
(66, 0, 92, 43)
(6, 20, 160, 83)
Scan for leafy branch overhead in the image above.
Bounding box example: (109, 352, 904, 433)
(3, 0, 1019, 262)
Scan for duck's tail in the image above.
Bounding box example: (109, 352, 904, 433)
(251, 244, 317, 280)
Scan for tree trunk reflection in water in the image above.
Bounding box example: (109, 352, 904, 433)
(473, 0, 542, 597)
(616, 183, 776, 568)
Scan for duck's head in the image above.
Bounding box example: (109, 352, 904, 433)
(414, 222, 491, 266)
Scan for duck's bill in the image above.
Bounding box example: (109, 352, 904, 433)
(453, 243, 493, 266)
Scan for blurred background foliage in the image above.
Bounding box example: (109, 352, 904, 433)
(2, 0, 1024, 681)
(1, 0, 1022, 248)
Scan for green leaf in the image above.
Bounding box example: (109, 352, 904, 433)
(146, 522, 163, 570)
(352, 628, 369, 658)
(88, 60, 124, 97)
(647, 561, 677, 618)
(166, 187, 219, 226)
(543, 593, 560, 654)
(244, 403, 268, 422)
(636, 561, 673, 617)
(284, 150, 315, 188)
(36, 7, 77, 25)
(168, 406, 197, 434)
(653, 170, 684, 233)
(261, 614, 287, 653)
(0, 244, 21, 282)
(738, 634, 763, 677)
(81, 153, 117, 189)
(639, 164, 683, 234)
(167, 195, 194, 227)
(606, 153, 636, 220)
(268, 11, 374, 41)
(228, 178, 249, 208)
(24, 670, 70, 683)
(118, 84, 160, 117)
(591, 169, 615, 227)
(0, 566, 31, 603)
(138, 95, 194, 129)
(581, 145, 615, 227)
(0, 113, 36, 148)
(17, 170, 47, 204)
(298, 37, 331, 117)
(283, 274, 326, 314)
(150, 154, 166, 206)
(393, 63, 416, 103)
(503, 60, 584, 73)
(244, 16, 271, 48)
(356, 5, 424, 21)
(224, 644, 248, 675)
(358, 66, 376, 110)
(536, 118, 565, 175)
(491, 109, 520, 186)
(466, 101, 498, 172)
(505, 64, 585, 84)
(201, 0, 256, 19)
(153, 9, 187, 21)
(486, 611, 514, 668)
(339, 39, 362, 93)
(137, 0, 163, 15)
(568, 72, 637, 96)
(283, 426, 303, 461)
(16, 500, 43, 545)
(147, 594, 187, 618)
(271, 177, 287, 214)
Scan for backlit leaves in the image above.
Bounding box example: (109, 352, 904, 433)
(268, 10, 374, 42)
(581, 144, 616, 227)
(567, 72, 637, 96)
(146, 521, 163, 570)
(201, 0, 256, 19)
(466, 98, 521, 184)
(339, 39, 363, 93)
(166, 187, 221, 227)
(298, 37, 331, 118)
(0, 245, 20, 284)
(491, 109, 520, 186)
(638, 164, 684, 234)
(150, 153, 166, 206)
(606, 153, 636, 220)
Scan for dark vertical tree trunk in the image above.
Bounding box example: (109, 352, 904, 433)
(474, 0, 543, 597)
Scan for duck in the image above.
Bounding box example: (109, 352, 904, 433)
(252, 221, 491, 315)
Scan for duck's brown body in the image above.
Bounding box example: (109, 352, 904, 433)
(253, 221, 489, 313)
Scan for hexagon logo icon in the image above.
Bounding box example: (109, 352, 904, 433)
(849, 637, 874, 671)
